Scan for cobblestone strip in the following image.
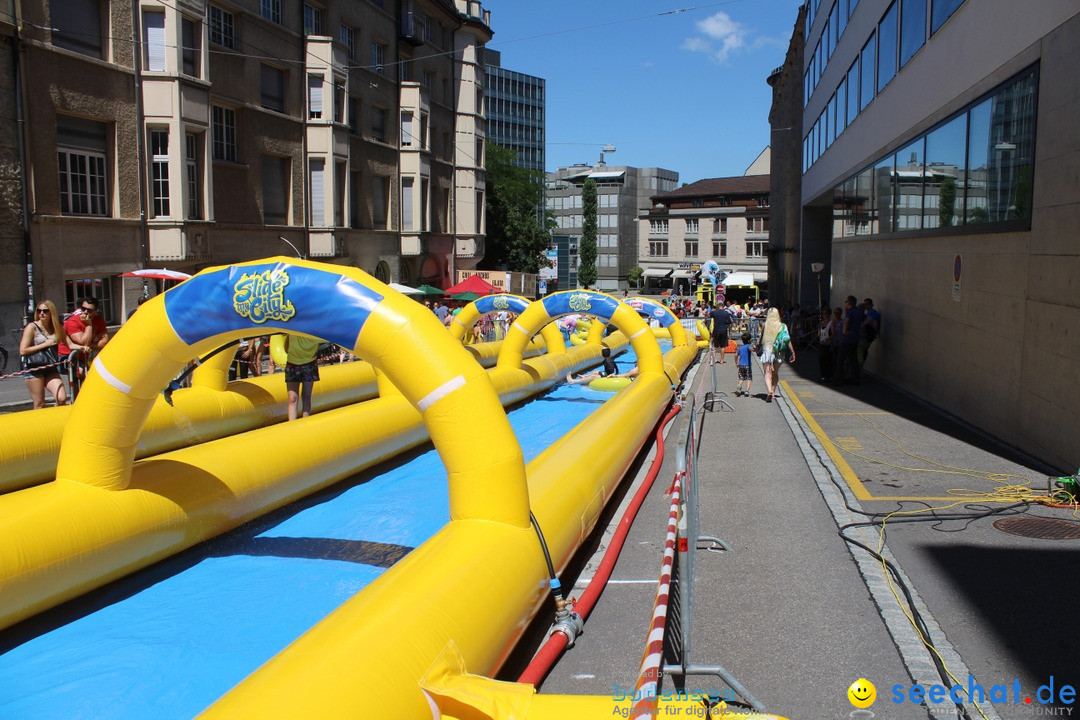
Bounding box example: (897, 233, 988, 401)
(774, 389, 1003, 720)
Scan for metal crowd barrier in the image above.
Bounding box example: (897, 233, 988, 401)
(661, 389, 764, 712)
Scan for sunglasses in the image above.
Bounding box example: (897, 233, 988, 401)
(81, 306, 95, 312)
(36, 308, 49, 313)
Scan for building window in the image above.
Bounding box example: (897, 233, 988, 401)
(746, 240, 767, 258)
(401, 176, 414, 231)
(649, 219, 668, 234)
(348, 96, 360, 134)
(371, 106, 387, 142)
(66, 278, 114, 323)
(712, 240, 726, 257)
(52, 0, 103, 58)
(747, 217, 769, 233)
(648, 240, 668, 257)
(180, 18, 201, 77)
(685, 240, 698, 257)
(340, 25, 356, 59)
(714, 217, 727, 233)
(899, 0, 926, 68)
(308, 75, 323, 119)
(847, 59, 860, 126)
(261, 65, 285, 112)
(832, 65, 1036, 238)
(209, 6, 235, 49)
(372, 176, 388, 230)
(333, 81, 345, 123)
(877, 1, 898, 93)
(422, 70, 435, 90)
(401, 111, 414, 147)
(931, 0, 965, 34)
(370, 41, 386, 75)
(685, 219, 699, 235)
(57, 115, 108, 216)
(420, 177, 429, 231)
(261, 155, 290, 225)
(309, 158, 325, 226)
(261, 0, 281, 25)
(335, 161, 346, 227)
(143, 11, 166, 71)
(758, 195, 770, 207)
(150, 130, 170, 217)
(211, 106, 236, 161)
(303, 4, 322, 35)
(860, 32, 876, 111)
(349, 169, 362, 228)
(185, 133, 201, 219)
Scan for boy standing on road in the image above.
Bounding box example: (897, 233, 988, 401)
(735, 332, 754, 397)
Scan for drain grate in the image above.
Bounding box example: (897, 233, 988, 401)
(992, 516, 1080, 540)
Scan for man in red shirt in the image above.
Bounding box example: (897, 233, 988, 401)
(59, 296, 109, 360)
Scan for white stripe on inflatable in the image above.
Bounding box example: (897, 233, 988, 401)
(630, 327, 648, 340)
(418, 375, 466, 411)
(511, 321, 529, 336)
(92, 357, 132, 395)
(422, 690, 442, 719)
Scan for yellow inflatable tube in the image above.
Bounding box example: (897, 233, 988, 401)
(0, 358, 378, 494)
(203, 290, 684, 718)
(588, 376, 631, 392)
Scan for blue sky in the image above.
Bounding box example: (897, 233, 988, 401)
(482, 0, 803, 183)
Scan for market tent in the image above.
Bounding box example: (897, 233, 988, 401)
(388, 282, 422, 295)
(443, 275, 500, 296)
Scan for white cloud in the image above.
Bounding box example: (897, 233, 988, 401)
(684, 11, 755, 64)
(681, 37, 711, 53)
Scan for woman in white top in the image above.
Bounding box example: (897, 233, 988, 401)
(757, 307, 796, 403)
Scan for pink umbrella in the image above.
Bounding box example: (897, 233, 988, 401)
(121, 268, 192, 281)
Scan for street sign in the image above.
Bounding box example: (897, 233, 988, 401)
(952, 254, 961, 302)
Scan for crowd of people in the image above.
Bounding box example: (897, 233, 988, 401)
(704, 294, 881, 400)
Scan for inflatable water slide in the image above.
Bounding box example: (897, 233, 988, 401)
(0, 258, 776, 718)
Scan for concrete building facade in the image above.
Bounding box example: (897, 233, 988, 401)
(0, 0, 492, 332)
(546, 163, 677, 292)
(637, 170, 771, 297)
(778, 0, 1080, 468)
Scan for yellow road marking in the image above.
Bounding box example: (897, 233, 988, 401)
(782, 381, 959, 502)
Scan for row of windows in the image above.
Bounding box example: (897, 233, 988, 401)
(649, 217, 767, 235)
(485, 75, 544, 102)
(52, 0, 406, 77)
(831, 66, 1036, 238)
(804, 0, 967, 171)
(55, 110, 463, 231)
(486, 100, 544, 123)
(646, 240, 767, 259)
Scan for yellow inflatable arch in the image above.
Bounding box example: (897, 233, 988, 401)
(56, 257, 529, 526)
(448, 293, 566, 356)
(497, 290, 664, 376)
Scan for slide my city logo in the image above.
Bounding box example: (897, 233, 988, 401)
(845, 677, 1076, 716)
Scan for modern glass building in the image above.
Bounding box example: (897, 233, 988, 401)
(777, 0, 1080, 468)
(482, 49, 544, 173)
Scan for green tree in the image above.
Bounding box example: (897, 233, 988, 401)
(627, 266, 644, 288)
(578, 178, 597, 288)
(481, 144, 553, 274)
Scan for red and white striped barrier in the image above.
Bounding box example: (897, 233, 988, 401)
(629, 469, 684, 717)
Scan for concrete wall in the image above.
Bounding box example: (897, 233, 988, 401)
(827, 10, 1080, 471)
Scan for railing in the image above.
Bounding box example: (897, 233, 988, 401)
(660, 381, 764, 711)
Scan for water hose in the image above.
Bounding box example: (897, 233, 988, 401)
(518, 402, 684, 687)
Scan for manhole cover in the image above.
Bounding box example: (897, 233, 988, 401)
(992, 517, 1080, 540)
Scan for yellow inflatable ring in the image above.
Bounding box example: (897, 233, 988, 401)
(569, 332, 587, 345)
(588, 376, 632, 392)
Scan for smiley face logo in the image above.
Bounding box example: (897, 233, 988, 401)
(847, 678, 876, 708)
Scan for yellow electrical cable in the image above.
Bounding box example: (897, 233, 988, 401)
(794, 393, 1080, 719)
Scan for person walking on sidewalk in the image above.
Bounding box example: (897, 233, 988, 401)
(707, 301, 732, 364)
(734, 332, 754, 397)
(757, 307, 796, 403)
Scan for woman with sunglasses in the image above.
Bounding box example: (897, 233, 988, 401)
(19, 300, 69, 408)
